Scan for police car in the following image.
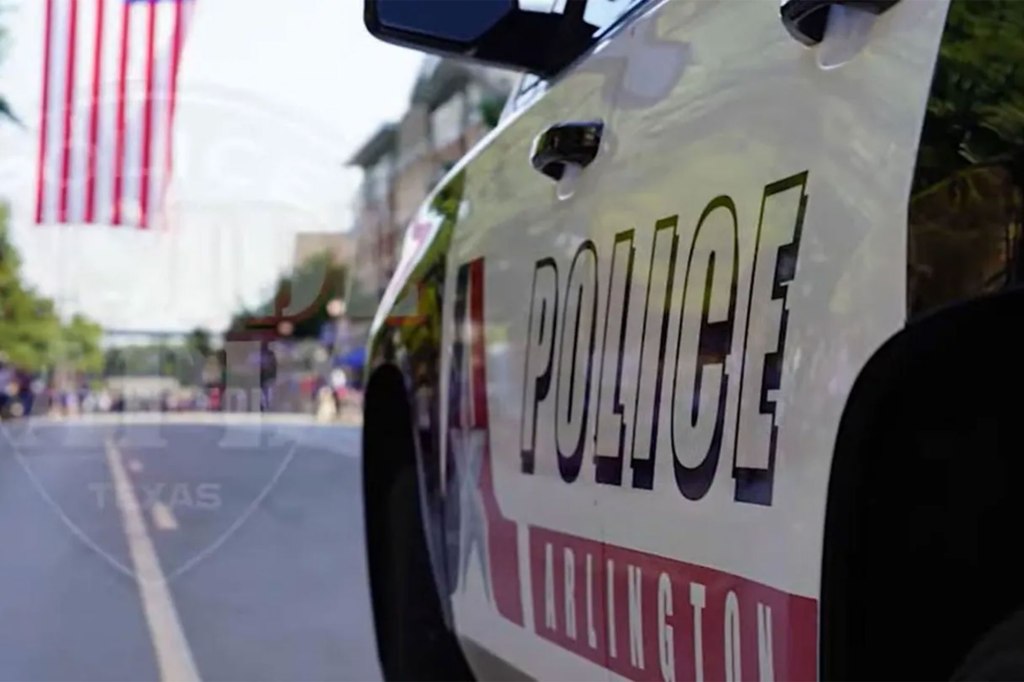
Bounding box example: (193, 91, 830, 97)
(360, 0, 1024, 679)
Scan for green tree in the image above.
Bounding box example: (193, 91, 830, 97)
(57, 314, 103, 374)
(0, 204, 103, 373)
(914, 1, 1024, 193)
(907, 0, 1024, 315)
(184, 327, 213, 359)
(229, 250, 348, 339)
(0, 205, 61, 371)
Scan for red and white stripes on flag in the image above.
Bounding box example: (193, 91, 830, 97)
(35, 0, 194, 229)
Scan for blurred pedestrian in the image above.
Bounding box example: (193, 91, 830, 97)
(259, 343, 277, 412)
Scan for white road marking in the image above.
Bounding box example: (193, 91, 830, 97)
(128, 459, 144, 473)
(105, 438, 200, 682)
(150, 501, 179, 531)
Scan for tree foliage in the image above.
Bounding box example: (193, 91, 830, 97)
(908, 0, 1024, 316)
(914, 0, 1024, 193)
(0, 204, 103, 374)
(101, 326, 218, 387)
(56, 314, 104, 374)
(104, 343, 205, 384)
(229, 250, 348, 339)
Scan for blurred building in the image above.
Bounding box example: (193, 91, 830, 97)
(347, 124, 399, 321)
(346, 57, 516, 320)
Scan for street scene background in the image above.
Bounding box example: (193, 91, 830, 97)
(0, 0, 517, 678)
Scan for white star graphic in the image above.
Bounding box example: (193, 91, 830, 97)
(450, 426, 492, 603)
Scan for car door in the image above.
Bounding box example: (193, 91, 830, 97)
(437, 22, 620, 681)
(580, 1, 951, 680)
(442, 0, 951, 679)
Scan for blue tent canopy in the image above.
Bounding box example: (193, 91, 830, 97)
(334, 346, 366, 369)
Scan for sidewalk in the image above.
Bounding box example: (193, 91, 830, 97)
(24, 411, 363, 427)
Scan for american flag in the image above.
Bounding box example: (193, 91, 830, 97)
(34, 0, 194, 229)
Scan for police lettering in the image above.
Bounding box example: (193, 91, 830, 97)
(518, 172, 809, 506)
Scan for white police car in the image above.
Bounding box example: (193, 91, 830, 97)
(361, 0, 1024, 678)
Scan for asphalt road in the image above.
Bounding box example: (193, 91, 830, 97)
(0, 415, 380, 682)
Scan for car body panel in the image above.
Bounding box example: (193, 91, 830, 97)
(584, 0, 947, 601)
(441, 0, 949, 679)
(438, 46, 619, 681)
(366, 0, 952, 678)
(366, 168, 468, 624)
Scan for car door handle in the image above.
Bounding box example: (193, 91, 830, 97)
(780, 0, 900, 46)
(530, 121, 603, 181)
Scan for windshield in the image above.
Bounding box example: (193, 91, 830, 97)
(0, 1, 514, 678)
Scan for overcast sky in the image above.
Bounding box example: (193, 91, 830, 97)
(0, 0, 423, 333)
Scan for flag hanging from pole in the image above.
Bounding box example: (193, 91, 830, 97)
(34, 0, 194, 229)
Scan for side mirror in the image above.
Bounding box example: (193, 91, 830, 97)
(364, 0, 597, 78)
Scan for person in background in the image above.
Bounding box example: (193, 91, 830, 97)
(329, 366, 347, 413)
(259, 343, 278, 412)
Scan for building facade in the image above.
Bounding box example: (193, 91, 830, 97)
(346, 57, 516, 320)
